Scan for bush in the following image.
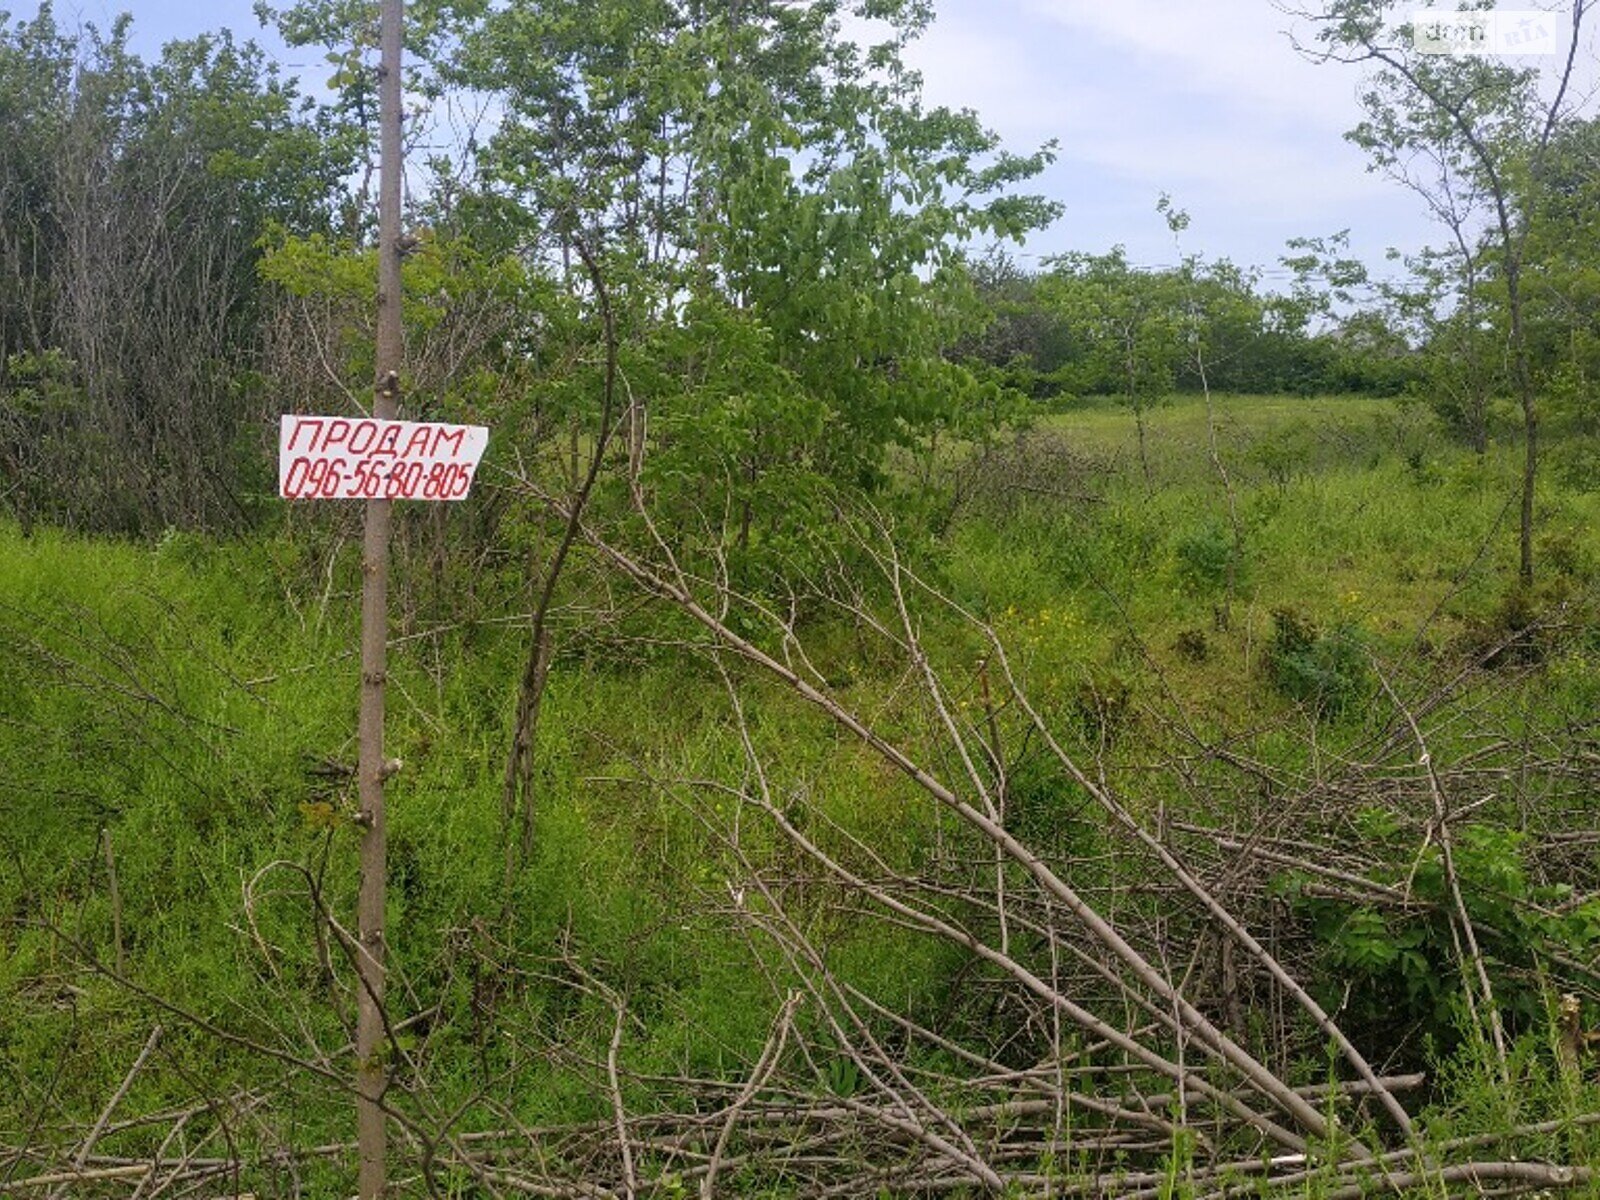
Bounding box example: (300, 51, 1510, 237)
(1245, 418, 1318, 487)
(1267, 607, 1371, 716)
(1173, 521, 1235, 595)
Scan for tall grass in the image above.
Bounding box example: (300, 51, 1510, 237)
(3, 393, 1598, 1191)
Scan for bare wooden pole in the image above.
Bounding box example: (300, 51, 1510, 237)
(357, 0, 404, 1190)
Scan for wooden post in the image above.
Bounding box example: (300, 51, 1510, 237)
(357, 0, 403, 1190)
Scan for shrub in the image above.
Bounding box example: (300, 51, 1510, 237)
(1245, 419, 1318, 487)
(1173, 521, 1235, 595)
(1173, 627, 1209, 662)
(1266, 607, 1371, 716)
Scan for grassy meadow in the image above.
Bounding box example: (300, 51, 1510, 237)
(4, 393, 1600, 1194)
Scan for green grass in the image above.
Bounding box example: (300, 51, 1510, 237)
(4, 393, 1600, 1192)
(0, 520, 953, 1185)
(943, 394, 1597, 715)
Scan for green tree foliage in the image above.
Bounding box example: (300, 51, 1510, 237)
(1296, 0, 1598, 581)
(448, 0, 1062, 492)
(1522, 115, 1600, 431)
(1036, 247, 1184, 481)
(255, 0, 1062, 582)
(1167, 255, 1303, 395)
(1279, 230, 1419, 398)
(950, 248, 1081, 399)
(1283, 23, 1597, 467)
(1402, 246, 1502, 453)
(954, 234, 1415, 409)
(0, 7, 71, 372)
(0, 5, 350, 534)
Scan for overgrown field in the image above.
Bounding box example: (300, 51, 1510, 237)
(4, 394, 1600, 1196)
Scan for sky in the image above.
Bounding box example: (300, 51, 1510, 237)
(44, 0, 1594, 287)
(897, 0, 1434, 282)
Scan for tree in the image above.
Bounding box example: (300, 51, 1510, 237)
(1161, 197, 1248, 623)
(1289, 0, 1597, 582)
(0, 7, 349, 534)
(1521, 113, 1600, 432)
(1038, 247, 1185, 483)
(0, 6, 72, 378)
(460, 0, 1060, 867)
(1365, 123, 1501, 452)
(952, 248, 1081, 399)
(255, 0, 1063, 886)
(434, 0, 1060, 492)
(1405, 244, 1502, 453)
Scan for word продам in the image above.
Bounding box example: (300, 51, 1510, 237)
(279, 415, 490, 502)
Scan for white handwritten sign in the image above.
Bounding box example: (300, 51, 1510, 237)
(279, 415, 489, 501)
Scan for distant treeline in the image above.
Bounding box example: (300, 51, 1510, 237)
(952, 245, 1419, 402)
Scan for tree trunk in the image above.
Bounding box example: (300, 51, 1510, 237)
(1504, 259, 1536, 585)
(357, 0, 405, 1191)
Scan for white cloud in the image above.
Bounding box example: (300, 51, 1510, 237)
(1014, 0, 1364, 132)
(900, 10, 1095, 140)
(881, 0, 1442, 266)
